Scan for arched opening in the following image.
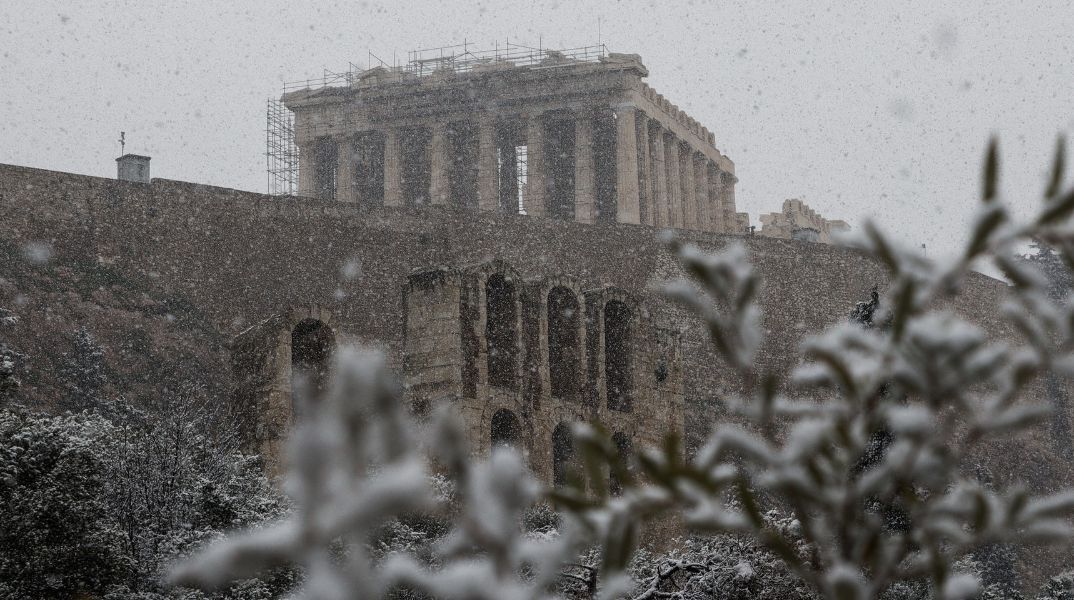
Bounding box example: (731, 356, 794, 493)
(490, 408, 522, 450)
(486, 274, 517, 389)
(548, 287, 580, 400)
(609, 432, 633, 496)
(552, 422, 574, 487)
(291, 319, 334, 411)
(604, 301, 633, 412)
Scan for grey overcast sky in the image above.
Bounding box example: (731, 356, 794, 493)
(2, 1, 1072, 261)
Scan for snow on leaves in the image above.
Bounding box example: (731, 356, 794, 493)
(171, 138, 1074, 599)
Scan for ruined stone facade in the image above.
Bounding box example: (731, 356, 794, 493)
(283, 51, 745, 233)
(400, 261, 683, 483)
(759, 198, 850, 244)
(2, 161, 1024, 488)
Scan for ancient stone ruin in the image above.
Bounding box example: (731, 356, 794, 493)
(759, 198, 851, 244)
(0, 46, 975, 489)
(281, 45, 747, 232)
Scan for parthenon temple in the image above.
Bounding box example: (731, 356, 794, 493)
(281, 45, 744, 232)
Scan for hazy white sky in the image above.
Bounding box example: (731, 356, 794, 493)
(2, 0, 1072, 260)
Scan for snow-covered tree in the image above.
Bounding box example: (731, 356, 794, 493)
(1018, 238, 1074, 459)
(171, 139, 1074, 600)
(0, 307, 23, 405)
(58, 326, 108, 413)
(0, 404, 290, 598)
(0, 409, 132, 598)
(1021, 238, 1073, 302)
(1036, 571, 1074, 600)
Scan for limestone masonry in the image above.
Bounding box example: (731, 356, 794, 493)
(0, 161, 1016, 484)
(281, 47, 747, 233)
(759, 198, 851, 244)
(0, 47, 1022, 489)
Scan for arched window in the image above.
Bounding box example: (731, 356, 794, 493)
(486, 274, 517, 389)
(604, 301, 633, 412)
(490, 408, 522, 450)
(552, 422, 574, 487)
(291, 319, 334, 411)
(548, 286, 580, 399)
(609, 432, 633, 496)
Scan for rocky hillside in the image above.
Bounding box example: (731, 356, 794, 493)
(0, 237, 230, 414)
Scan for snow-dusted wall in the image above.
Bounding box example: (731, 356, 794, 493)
(0, 162, 1045, 471)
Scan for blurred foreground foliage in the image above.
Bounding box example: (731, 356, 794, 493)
(169, 136, 1074, 600)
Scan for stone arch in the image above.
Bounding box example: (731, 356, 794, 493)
(490, 408, 523, 450)
(548, 285, 582, 400)
(291, 318, 335, 411)
(604, 299, 633, 412)
(609, 431, 633, 496)
(552, 422, 574, 487)
(486, 272, 519, 389)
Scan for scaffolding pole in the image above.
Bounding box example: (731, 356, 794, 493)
(265, 97, 297, 196)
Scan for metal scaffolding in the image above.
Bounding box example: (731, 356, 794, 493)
(404, 41, 607, 77)
(266, 98, 297, 196)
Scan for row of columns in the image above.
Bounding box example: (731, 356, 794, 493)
(298, 106, 735, 233)
(626, 109, 735, 233)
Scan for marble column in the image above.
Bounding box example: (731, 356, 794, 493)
(298, 142, 316, 198)
(721, 171, 738, 232)
(694, 153, 709, 231)
(574, 112, 596, 224)
(477, 117, 499, 212)
(706, 162, 721, 232)
(613, 104, 641, 224)
(650, 124, 668, 228)
(681, 145, 698, 230)
(335, 136, 356, 203)
(665, 134, 682, 228)
(524, 115, 547, 217)
(635, 113, 652, 226)
(429, 122, 449, 206)
(383, 129, 402, 207)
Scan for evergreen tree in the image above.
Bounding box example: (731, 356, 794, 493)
(1021, 239, 1073, 301)
(58, 326, 107, 413)
(0, 407, 292, 599)
(0, 308, 23, 405)
(1018, 241, 1074, 458)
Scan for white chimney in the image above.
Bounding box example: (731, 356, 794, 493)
(116, 154, 151, 183)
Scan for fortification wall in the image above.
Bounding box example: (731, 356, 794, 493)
(0, 162, 1015, 421)
(5, 161, 1072, 585)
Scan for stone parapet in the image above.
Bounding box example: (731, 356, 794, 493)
(759, 198, 851, 244)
